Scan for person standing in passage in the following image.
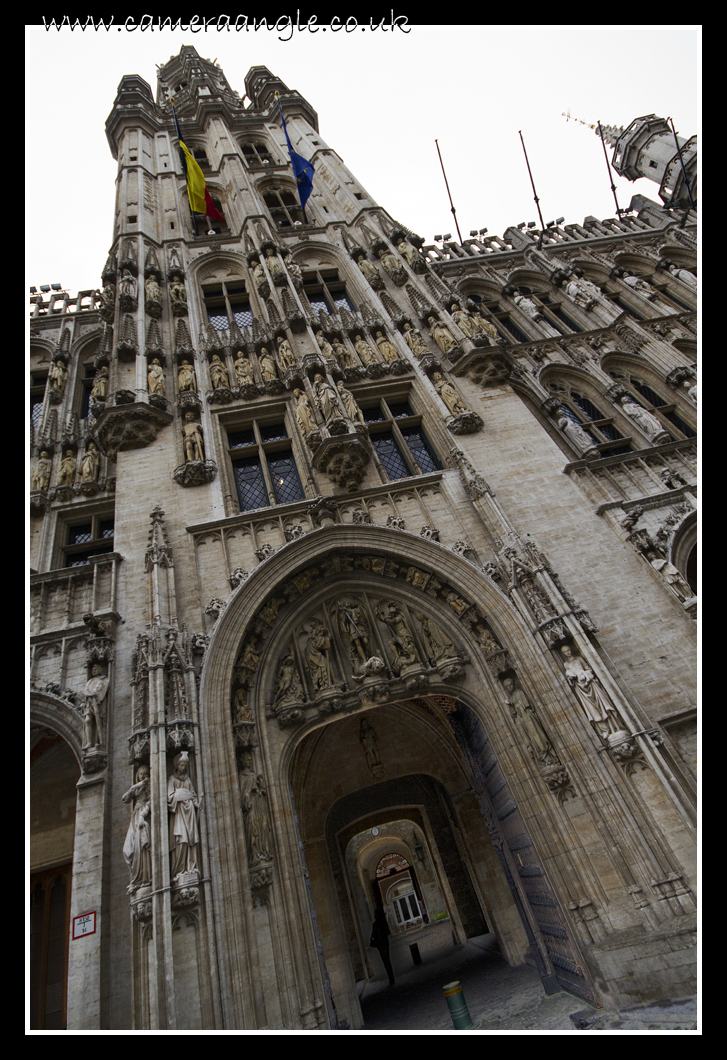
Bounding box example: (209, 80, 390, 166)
(370, 906, 395, 986)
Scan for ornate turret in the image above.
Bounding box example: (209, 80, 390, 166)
(599, 113, 697, 209)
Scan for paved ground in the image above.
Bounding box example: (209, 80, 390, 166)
(355, 922, 697, 1032)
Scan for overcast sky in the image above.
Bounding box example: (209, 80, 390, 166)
(26, 24, 700, 298)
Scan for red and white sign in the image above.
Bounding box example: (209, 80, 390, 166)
(72, 912, 97, 939)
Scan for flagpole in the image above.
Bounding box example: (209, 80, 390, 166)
(172, 101, 198, 236)
(596, 121, 624, 219)
(277, 91, 312, 225)
(434, 140, 463, 245)
(517, 131, 546, 233)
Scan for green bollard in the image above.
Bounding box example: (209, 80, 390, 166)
(442, 980, 474, 1029)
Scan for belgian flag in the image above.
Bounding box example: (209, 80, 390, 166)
(173, 106, 223, 222)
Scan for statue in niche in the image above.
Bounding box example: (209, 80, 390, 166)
(313, 373, 339, 423)
(397, 238, 420, 267)
(32, 451, 52, 491)
(168, 751, 201, 881)
(432, 372, 468, 416)
(565, 275, 602, 309)
(304, 618, 335, 691)
(57, 449, 77, 486)
(502, 677, 558, 767)
(414, 610, 456, 662)
(252, 260, 266, 290)
(274, 654, 304, 706)
(375, 330, 399, 364)
(100, 282, 115, 308)
(354, 334, 378, 366)
(265, 247, 283, 278)
(80, 441, 100, 483)
(276, 335, 296, 370)
(145, 275, 162, 303)
(513, 292, 541, 319)
(357, 254, 380, 284)
(293, 388, 318, 435)
(122, 765, 152, 893)
(622, 272, 656, 300)
(258, 347, 278, 382)
(232, 685, 253, 724)
(450, 302, 482, 339)
(286, 258, 303, 287)
(209, 353, 229, 389)
(377, 247, 400, 276)
(474, 622, 500, 656)
(667, 264, 697, 290)
(644, 548, 694, 604)
(560, 644, 625, 741)
(360, 717, 384, 779)
(234, 351, 255, 386)
(178, 359, 197, 392)
(337, 380, 365, 423)
(375, 600, 420, 670)
(242, 774, 274, 865)
(183, 412, 205, 462)
(619, 397, 667, 442)
(147, 357, 165, 395)
(428, 316, 457, 356)
(48, 359, 68, 394)
(315, 331, 334, 359)
(331, 339, 355, 368)
(169, 273, 187, 306)
(119, 269, 137, 301)
(83, 662, 109, 749)
(337, 598, 375, 669)
(91, 365, 109, 404)
(558, 416, 598, 457)
(402, 322, 429, 358)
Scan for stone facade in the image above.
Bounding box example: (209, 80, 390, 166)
(30, 46, 697, 1029)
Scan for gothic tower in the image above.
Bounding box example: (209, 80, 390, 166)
(599, 113, 697, 209)
(30, 47, 697, 1029)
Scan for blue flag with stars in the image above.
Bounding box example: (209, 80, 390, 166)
(279, 102, 315, 212)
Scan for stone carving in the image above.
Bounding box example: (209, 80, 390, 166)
(145, 275, 162, 304)
(315, 331, 334, 359)
(560, 645, 627, 742)
(234, 352, 255, 387)
(273, 653, 305, 707)
(513, 292, 542, 320)
(169, 273, 187, 310)
(432, 372, 468, 417)
(502, 677, 559, 766)
(375, 600, 420, 673)
(178, 359, 197, 392)
(276, 335, 296, 370)
(122, 765, 152, 893)
(252, 260, 267, 293)
(428, 316, 457, 356)
(57, 449, 77, 486)
(354, 334, 378, 367)
(641, 544, 694, 606)
(402, 322, 429, 358)
(147, 358, 165, 397)
(32, 451, 52, 491)
(80, 441, 100, 483)
(378, 246, 401, 277)
(241, 774, 274, 865)
(558, 416, 599, 459)
(313, 373, 339, 423)
(374, 330, 400, 364)
(619, 397, 668, 442)
(414, 611, 456, 663)
(337, 380, 364, 423)
(209, 354, 229, 389)
(331, 339, 355, 369)
(83, 662, 109, 750)
(360, 717, 384, 778)
(91, 365, 109, 404)
(357, 254, 383, 288)
(168, 751, 200, 882)
(623, 272, 656, 300)
(293, 388, 318, 435)
(337, 598, 377, 674)
(119, 269, 138, 308)
(450, 302, 482, 340)
(183, 412, 205, 462)
(397, 238, 420, 268)
(304, 618, 335, 691)
(667, 264, 697, 290)
(564, 275, 603, 310)
(265, 246, 285, 282)
(259, 347, 278, 382)
(49, 358, 68, 397)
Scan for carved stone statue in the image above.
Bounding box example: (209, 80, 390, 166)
(32, 452, 52, 491)
(623, 272, 656, 300)
(397, 238, 419, 267)
(259, 347, 278, 382)
(646, 550, 694, 604)
(49, 359, 68, 393)
(234, 352, 255, 386)
(100, 282, 115, 307)
(147, 357, 165, 395)
(560, 644, 625, 740)
(313, 373, 339, 423)
(265, 247, 283, 276)
(293, 388, 318, 435)
(337, 380, 364, 423)
(402, 322, 428, 358)
(428, 316, 457, 356)
(91, 365, 109, 404)
(252, 260, 266, 290)
(273, 654, 304, 706)
(357, 255, 379, 283)
(83, 663, 109, 749)
(450, 302, 481, 339)
(315, 331, 334, 359)
(331, 339, 355, 368)
(276, 335, 296, 370)
(360, 718, 384, 778)
(375, 331, 399, 364)
(433, 372, 468, 416)
(80, 441, 100, 483)
(304, 618, 334, 690)
(502, 677, 558, 766)
(57, 449, 77, 486)
(242, 774, 274, 865)
(183, 412, 205, 462)
(337, 598, 375, 669)
(169, 273, 187, 305)
(378, 247, 400, 276)
(558, 416, 598, 457)
(414, 611, 456, 662)
(667, 264, 697, 290)
(354, 334, 378, 366)
(168, 751, 200, 880)
(119, 269, 137, 301)
(145, 276, 162, 303)
(122, 765, 152, 893)
(178, 359, 197, 392)
(209, 354, 229, 389)
(375, 600, 419, 671)
(513, 292, 541, 319)
(619, 396, 667, 441)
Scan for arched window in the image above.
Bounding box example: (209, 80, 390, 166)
(302, 267, 354, 315)
(608, 370, 696, 439)
(241, 142, 276, 167)
(263, 188, 308, 228)
(547, 380, 631, 457)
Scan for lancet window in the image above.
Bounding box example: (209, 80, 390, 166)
(548, 381, 631, 457)
(61, 514, 115, 568)
(363, 398, 441, 480)
(241, 142, 276, 168)
(302, 268, 355, 316)
(30, 372, 47, 433)
(203, 281, 253, 330)
(607, 371, 696, 439)
(228, 419, 304, 512)
(263, 188, 307, 228)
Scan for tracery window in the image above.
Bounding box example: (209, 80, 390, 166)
(263, 188, 307, 228)
(548, 381, 631, 457)
(363, 398, 441, 480)
(228, 419, 304, 512)
(241, 142, 276, 167)
(61, 514, 115, 568)
(608, 371, 696, 439)
(302, 268, 355, 316)
(466, 293, 528, 344)
(203, 281, 253, 331)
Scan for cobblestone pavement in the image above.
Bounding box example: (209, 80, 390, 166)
(355, 925, 698, 1032)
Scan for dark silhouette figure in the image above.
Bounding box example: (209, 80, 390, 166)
(370, 907, 395, 985)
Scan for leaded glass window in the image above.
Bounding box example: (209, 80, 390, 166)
(302, 268, 355, 316)
(203, 281, 252, 332)
(228, 419, 305, 512)
(363, 393, 442, 482)
(372, 433, 409, 480)
(62, 515, 115, 568)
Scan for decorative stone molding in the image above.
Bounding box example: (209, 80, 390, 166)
(172, 460, 217, 488)
(95, 402, 173, 456)
(312, 432, 372, 492)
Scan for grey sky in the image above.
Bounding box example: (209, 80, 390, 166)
(26, 24, 700, 297)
